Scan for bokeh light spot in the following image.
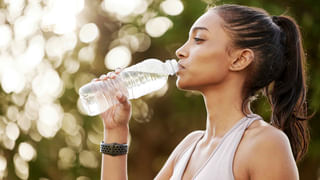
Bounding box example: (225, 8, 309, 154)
(0, 155, 7, 171)
(0, 10, 5, 24)
(133, 0, 148, 15)
(145, 16, 173, 37)
(18, 142, 36, 162)
(136, 33, 151, 52)
(17, 112, 31, 133)
(32, 67, 63, 100)
(17, 35, 45, 73)
(0, 25, 12, 48)
(1, 66, 26, 94)
(13, 154, 29, 180)
(62, 33, 78, 51)
(161, 0, 184, 16)
(103, 0, 140, 17)
(58, 147, 76, 169)
(76, 176, 91, 180)
(64, 58, 80, 74)
(132, 99, 150, 123)
(10, 39, 26, 57)
(14, 16, 37, 40)
(119, 35, 140, 52)
(29, 130, 42, 142)
(5, 122, 20, 141)
(37, 103, 63, 138)
(6, 0, 24, 23)
(11, 91, 27, 107)
(62, 113, 79, 136)
(7, 105, 19, 122)
(88, 131, 101, 145)
(3, 135, 15, 150)
(41, 0, 84, 34)
(78, 46, 96, 63)
(45, 36, 65, 58)
(104, 45, 131, 70)
(79, 23, 99, 43)
(65, 131, 83, 148)
(79, 150, 98, 168)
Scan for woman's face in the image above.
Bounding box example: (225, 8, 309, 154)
(176, 10, 235, 91)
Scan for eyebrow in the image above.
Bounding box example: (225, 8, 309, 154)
(191, 26, 210, 33)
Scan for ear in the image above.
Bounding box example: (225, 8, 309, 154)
(229, 49, 254, 71)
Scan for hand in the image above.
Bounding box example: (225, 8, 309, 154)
(93, 69, 132, 130)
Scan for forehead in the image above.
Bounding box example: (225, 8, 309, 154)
(190, 10, 224, 33)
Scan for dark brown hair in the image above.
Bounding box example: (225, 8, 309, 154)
(213, 4, 310, 161)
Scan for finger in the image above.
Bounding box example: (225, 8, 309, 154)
(91, 78, 99, 82)
(109, 72, 117, 79)
(115, 68, 123, 74)
(106, 72, 113, 78)
(116, 92, 126, 102)
(99, 74, 108, 80)
(116, 92, 130, 109)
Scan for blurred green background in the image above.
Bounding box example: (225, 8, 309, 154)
(0, 0, 319, 179)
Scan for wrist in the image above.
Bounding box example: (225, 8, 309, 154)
(104, 126, 129, 144)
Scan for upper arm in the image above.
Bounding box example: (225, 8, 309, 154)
(154, 131, 204, 180)
(248, 127, 299, 180)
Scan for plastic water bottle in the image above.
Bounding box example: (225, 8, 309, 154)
(79, 58, 178, 116)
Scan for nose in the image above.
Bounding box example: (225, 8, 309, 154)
(175, 44, 188, 59)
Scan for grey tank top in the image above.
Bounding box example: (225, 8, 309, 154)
(170, 114, 262, 180)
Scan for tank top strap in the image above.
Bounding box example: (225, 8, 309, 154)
(170, 131, 204, 180)
(244, 113, 263, 129)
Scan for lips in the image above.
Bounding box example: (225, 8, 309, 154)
(177, 63, 186, 75)
(178, 62, 185, 70)
(178, 65, 185, 71)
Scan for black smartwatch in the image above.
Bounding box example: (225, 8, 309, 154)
(100, 141, 128, 156)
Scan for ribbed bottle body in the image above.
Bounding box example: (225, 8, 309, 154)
(79, 71, 168, 116)
(121, 71, 168, 99)
(79, 59, 178, 116)
(79, 76, 128, 116)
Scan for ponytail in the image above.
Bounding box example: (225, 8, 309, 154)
(267, 15, 309, 161)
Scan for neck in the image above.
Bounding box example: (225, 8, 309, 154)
(200, 80, 252, 139)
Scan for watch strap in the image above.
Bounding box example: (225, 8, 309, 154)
(100, 141, 128, 156)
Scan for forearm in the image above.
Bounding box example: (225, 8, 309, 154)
(101, 126, 129, 180)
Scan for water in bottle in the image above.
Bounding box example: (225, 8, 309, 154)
(79, 58, 178, 116)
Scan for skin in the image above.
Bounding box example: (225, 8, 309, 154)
(99, 10, 299, 180)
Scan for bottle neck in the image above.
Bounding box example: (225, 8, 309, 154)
(165, 59, 178, 75)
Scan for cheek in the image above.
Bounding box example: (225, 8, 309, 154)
(196, 66, 229, 85)
(177, 44, 231, 89)
(195, 51, 230, 81)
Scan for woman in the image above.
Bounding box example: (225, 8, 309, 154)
(98, 4, 309, 180)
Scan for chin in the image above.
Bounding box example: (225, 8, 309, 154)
(176, 78, 197, 91)
(176, 77, 186, 89)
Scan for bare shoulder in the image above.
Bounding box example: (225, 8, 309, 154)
(154, 130, 204, 180)
(240, 119, 299, 180)
(245, 119, 292, 150)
